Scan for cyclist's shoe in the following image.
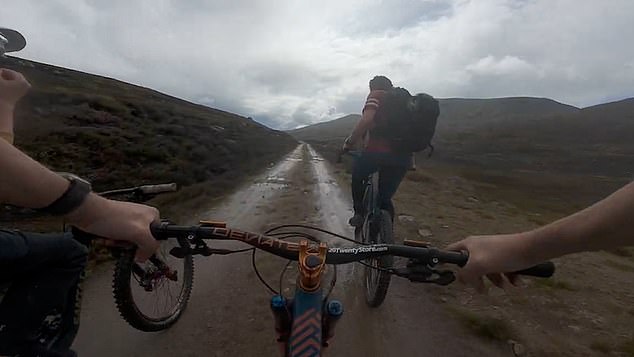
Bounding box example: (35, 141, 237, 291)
(348, 213, 364, 227)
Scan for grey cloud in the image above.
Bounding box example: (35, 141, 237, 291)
(339, 0, 454, 35)
(245, 61, 341, 96)
(276, 91, 365, 130)
(2, 0, 633, 129)
(334, 92, 366, 116)
(291, 105, 314, 126)
(254, 115, 279, 128)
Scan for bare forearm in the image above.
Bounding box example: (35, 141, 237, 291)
(0, 68, 111, 226)
(0, 138, 69, 208)
(525, 181, 634, 262)
(349, 109, 375, 144)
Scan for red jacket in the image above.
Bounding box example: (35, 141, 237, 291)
(362, 90, 391, 153)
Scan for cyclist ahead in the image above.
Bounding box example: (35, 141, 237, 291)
(343, 76, 413, 227)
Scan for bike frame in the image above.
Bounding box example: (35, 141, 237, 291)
(274, 241, 338, 357)
(344, 150, 385, 242)
(285, 287, 326, 356)
(285, 241, 331, 357)
(359, 172, 381, 242)
(146, 222, 554, 356)
(267, 240, 329, 356)
(151, 222, 344, 356)
(153, 222, 460, 357)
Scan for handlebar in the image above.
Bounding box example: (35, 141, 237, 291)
(98, 183, 177, 198)
(138, 183, 178, 195)
(149, 222, 555, 279)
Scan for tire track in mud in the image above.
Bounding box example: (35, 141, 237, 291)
(73, 143, 509, 357)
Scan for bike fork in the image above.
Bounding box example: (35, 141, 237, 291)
(270, 295, 344, 356)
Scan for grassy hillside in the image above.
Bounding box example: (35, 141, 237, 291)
(291, 114, 360, 141)
(1, 56, 296, 191)
(290, 96, 633, 178)
(436, 98, 634, 177)
(436, 97, 579, 129)
(1, 56, 297, 227)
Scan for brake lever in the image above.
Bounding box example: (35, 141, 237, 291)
(392, 261, 456, 286)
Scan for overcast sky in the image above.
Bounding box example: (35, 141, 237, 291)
(2, 0, 633, 129)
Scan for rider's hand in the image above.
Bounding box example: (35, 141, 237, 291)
(0, 69, 31, 108)
(67, 193, 160, 262)
(342, 137, 354, 152)
(447, 233, 536, 293)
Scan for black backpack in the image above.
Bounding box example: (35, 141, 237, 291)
(372, 87, 440, 154)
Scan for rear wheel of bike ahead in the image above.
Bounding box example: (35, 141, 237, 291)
(362, 209, 394, 307)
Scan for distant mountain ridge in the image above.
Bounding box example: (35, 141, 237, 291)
(290, 96, 634, 178)
(436, 97, 579, 129)
(291, 96, 580, 136)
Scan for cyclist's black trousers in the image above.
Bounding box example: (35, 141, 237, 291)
(351, 151, 410, 220)
(0, 230, 87, 357)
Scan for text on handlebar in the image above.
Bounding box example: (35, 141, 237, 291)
(328, 246, 388, 254)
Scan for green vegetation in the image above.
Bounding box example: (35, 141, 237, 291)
(604, 259, 634, 273)
(533, 278, 575, 291)
(589, 340, 611, 354)
(405, 170, 435, 183)
(1, 56, 296, 189)
(620, 338, 634, 356)
(1, 56, 297, 227)
(448, 307, 515, 342)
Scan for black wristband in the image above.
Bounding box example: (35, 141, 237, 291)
(38, 177, 92, 216)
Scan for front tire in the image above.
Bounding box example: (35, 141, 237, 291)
(112, 236, 194, 331)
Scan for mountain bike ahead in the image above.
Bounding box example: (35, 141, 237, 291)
(74, 215, 555, 357)
(338, 150, 394, 307)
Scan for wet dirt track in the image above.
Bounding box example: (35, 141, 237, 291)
(73, 144, 508, 357)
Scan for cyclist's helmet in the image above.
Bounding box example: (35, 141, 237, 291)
(369, 75, 393, 91)
(0, 28, 27, 56)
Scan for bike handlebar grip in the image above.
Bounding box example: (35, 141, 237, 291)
(449, 250, 553, 276)
(514, 261, 555, 278)
(439, 250, 468, 267)
(139, 183, 177, 195)
(150, 221, 170, 240)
